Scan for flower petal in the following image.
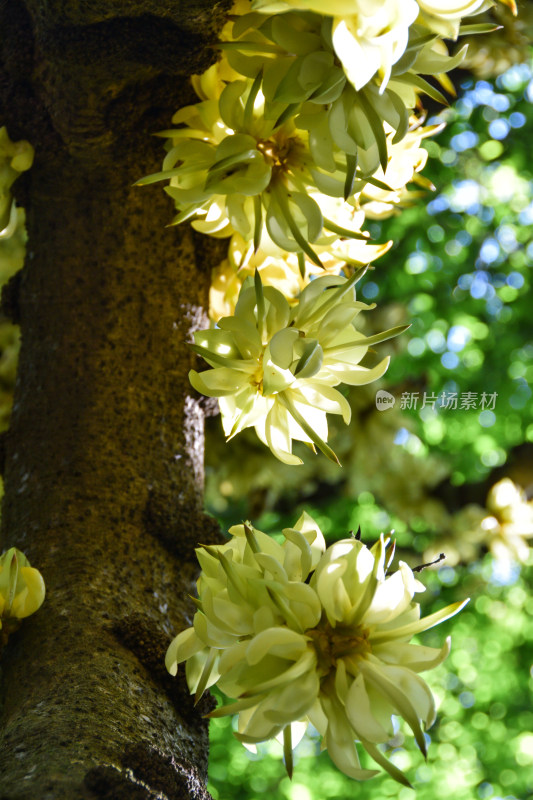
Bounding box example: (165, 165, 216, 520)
(373, 637, 451, 673)
(359, 659, 428, 756)
(345, 673, 392, 744)
(246, 627, 308, 666)
(264, 402, 303, 465)
(326, 356, 390, 386)
(370, 599, 469, 645)
(189, 367, 250, 397)
(165, 626, 205, 675)
(365, 562, 417, 626)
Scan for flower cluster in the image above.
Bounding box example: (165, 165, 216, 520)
(138, 0, 491, 304)
(1, 127, 34, 241)
(251, 0, 510, 48)
(460, 0, 527, 79)
(190, 270, 406, 464)
(0, 547, 45, 646)
(223, 1, 468, 133)
(208, 210, 392, 320)
(166, 513, 467, 783)
(146, 0, 507, 784)
(137, 58, 375, 268)
(359, 119, 444, 218)
(136, 1, 514, 468)
(423, 478, 533, 568)
(482, 478, 533, 563)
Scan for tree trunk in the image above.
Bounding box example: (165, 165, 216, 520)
(0, 2, 229, 797)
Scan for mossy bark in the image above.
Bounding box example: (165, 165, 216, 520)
(0, 1, 230, 797)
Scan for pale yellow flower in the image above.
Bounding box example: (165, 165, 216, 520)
(139, 72, 366, 264)
(0, 127, 34, 237)
(0, 547, 45, 643)
(191, 271, 405, 464)
(331, 0, 419, 92)
(166, 515, 467, 784)
(482, 478, 533, 564)
(423, 478, 533, 567)
(190, 53, 243, 104)
(209, 224, 391, 321)
(361, 121, 444, 219)
(251, 0, 418, 91)
(416, 0, 494, 38)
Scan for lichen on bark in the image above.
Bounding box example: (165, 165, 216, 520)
(0, 1, 231, 797)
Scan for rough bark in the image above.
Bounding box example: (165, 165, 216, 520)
(0, 1, 230, 797)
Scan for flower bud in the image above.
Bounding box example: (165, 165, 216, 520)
(0, 548, 45, 642)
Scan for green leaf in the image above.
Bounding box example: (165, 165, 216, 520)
(218, 40, 284, 54)
(360, 324, 411, 347)
(206, 149, 261, 179)
(207, 694, 260, 719)
(254, 268, 265, 335)
(134, 168, 185, 186)
(458, 22, 503, 35)
(358, 92, 389, 174)
(243, 522, 261, 554)
(405, 31, 438, 53)
(388, 90, 409, 144)
(323, 217, 368, 240)
(167, 205, 204, 227)
(283, 726, 294, 780)
(270, 186, 324, 267)
(308, 67, 346, 104)
(361, 739, 413, 788)
(344, 153, 357, 201)
(244, 69, 264, 131)
(193, 647, 217, 706)
(297, 251, 306, 280)
(358, 173, 394, 192)
(253, 194, 263, 251)
(274, 102, 300, 129)
(396, 73, 449, 106)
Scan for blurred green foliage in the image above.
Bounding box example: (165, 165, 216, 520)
(207, 62, 533, 800)
(364, 61, 533, 485)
